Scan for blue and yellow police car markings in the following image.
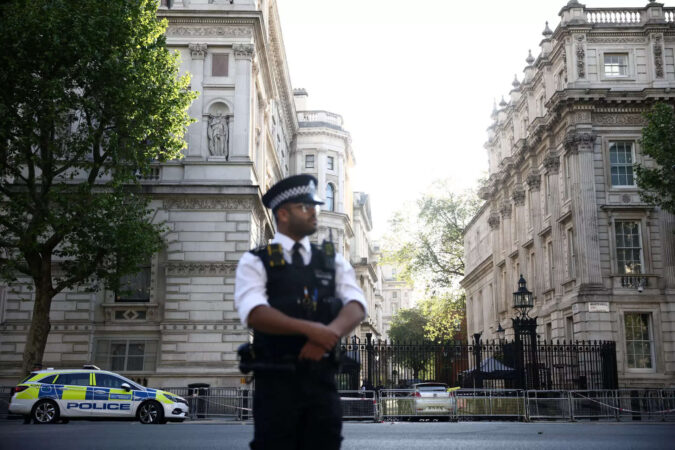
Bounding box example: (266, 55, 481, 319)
(132, 390, 156, 401)
(85, 386, 110, 401)
(38, 384, 64, 400)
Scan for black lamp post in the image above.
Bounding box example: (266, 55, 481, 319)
(496, 322, 505, 342)
(511, 274, 539, 389)
(512, 274, 534, 317)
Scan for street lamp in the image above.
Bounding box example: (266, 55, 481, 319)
(512, 274, 534, 317)
(496, 322, 505, 342)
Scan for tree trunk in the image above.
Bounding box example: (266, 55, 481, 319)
(21, 274, 54, 375)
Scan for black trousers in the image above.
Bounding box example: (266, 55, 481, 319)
(250, 364, 342, 450)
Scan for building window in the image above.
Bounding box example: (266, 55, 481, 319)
(565, 316, 574, 342)
(567, 228, 576, 279)
(604, 53, 628, 77)
(615, 221, 643, 274)
(325, 183, 335, 212)
(544, 174, 551, 216)
(211, 54, 229, 77)
(392, 291, 397, 299)
(609, 141, 635, 187)
(94, 340, 157, 372)
(305, 154, 314, 168)
(327, 156, 334, 171)
(624, 313, 654, 370)
(547, 241, 554, 289)
(116, 266, 151, 303)
(563, 154, 571, 200)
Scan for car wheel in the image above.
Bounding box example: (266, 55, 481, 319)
(138, 400, 164, 424)
(32, 399, 59, 424)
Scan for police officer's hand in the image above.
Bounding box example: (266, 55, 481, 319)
(305, 322, 339, 351)
(298, 341, 328, 361)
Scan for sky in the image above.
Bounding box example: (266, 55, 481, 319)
(277, 0, 655, 237)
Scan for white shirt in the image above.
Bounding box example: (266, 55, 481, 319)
(234, 232, 368, 326)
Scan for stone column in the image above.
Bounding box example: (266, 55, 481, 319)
(544, 152, 563, 293)
(661, 210, 675, 290)
(337, 154, 345, 214)
(187, 43, 207, 159)
(487, 210, 503, 312)
(231, 43, 255, 161)
(565, 133, 603, 286)
(526, 170, 542, 295)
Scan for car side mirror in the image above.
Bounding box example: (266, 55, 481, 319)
(121, 383, 131, 392)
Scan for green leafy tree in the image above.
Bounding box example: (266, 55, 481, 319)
(418, 292, 466, 342)
(0, 0, 196, 373)
(384, 181, 480, 345)
(384, 182, 481, 289)
(388, 308, 429, 379)
(636, 102, 675, 213)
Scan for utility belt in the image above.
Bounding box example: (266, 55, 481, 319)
(237, 342, 340, 374)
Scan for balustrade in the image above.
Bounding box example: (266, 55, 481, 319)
(586, 10, 641, 24)
(297, 110, 344, 128)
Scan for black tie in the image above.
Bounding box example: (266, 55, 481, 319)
(292, 242, 304, 268)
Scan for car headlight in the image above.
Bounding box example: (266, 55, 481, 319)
(164, 393, 188, 405)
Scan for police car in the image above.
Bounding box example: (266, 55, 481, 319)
(9, 365, 188, 424)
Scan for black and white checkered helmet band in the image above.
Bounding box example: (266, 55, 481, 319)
(268, 184, 314, 210)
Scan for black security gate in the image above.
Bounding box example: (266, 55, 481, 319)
(336, 335, 618, 391)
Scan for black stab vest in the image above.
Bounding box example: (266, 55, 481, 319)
(250, 243, 336, 360)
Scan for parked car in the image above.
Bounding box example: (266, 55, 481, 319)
(9, 365, 188, 424)
(412, 382, 455, 415)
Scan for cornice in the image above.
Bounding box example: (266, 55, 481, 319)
(460, 255, 494, 288)
(297, 127, 352, 144)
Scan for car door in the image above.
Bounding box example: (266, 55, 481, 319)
(54, 372, 92, 418)
(92, 373, 134, 417)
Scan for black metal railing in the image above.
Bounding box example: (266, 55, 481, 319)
(337, 337, 618, 392)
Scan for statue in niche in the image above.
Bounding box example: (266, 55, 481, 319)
(207, 113, 229, 158)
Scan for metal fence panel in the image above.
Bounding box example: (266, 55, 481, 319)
(526, 390, 571, 421)
(456, 389, 525, 421)
(613, 389, 675, 422)
(569, 390, 617, 421)
(0, 386, 12, 419)
(164, 386, 252, 421)
(339, 390, 377, 420)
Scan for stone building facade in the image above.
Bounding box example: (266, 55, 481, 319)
(380, 264, 414, 340)
(0, 0, 375, 387)
(460, 1, 675, 388)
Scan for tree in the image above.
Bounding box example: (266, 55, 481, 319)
(384, 181, 480, 344)
(389, 308, 428, 344)
(388, 307, 429, 380)
(417, 292, 466, 342)
(636, 102, 675, 214)
(384, 182, 482, 290)
(0, 0, 196, 373)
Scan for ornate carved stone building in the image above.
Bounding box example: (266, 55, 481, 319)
(461, 1, 675, 387)
(0, 0, 378, 386)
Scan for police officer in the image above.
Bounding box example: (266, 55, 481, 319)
(235, 174, 367, 450)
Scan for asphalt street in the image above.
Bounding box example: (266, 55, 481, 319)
(0, 420, 673, 450)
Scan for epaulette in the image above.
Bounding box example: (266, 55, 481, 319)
(265, 243, 286, 268)
(321, 240, 336, 271)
